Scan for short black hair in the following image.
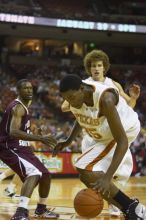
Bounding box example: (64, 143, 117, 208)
(59, 74, 82, 92)
(16, 79, 31, 90)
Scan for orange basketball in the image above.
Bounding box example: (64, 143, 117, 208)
(74, 188, 104, 218)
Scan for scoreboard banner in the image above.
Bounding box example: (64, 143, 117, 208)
(1, 13, 146, 33)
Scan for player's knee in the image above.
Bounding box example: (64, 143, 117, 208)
(79, 174, 90, 187)
(95, 171, 105, 178)
(77, 168, 105, 177)
(79, 170, 105, 185)
(25, 174, 40, 186)
(41, 171, 51, 181)
(79, 174, 84, 182)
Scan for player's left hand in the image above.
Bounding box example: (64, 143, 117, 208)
(90, 174, 111, 197)
(129, 84, 140, 100)
(52, 140, 69, 157)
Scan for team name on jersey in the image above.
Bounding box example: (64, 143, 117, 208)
(74, 113, 99, 126)
(19, 140, 30, 146)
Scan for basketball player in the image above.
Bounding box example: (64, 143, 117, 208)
(4, 173, 21, 198)
(61, 49, 140, 216)
(0, 79, 59, 220)
(53, 74, 146, 219)
(62, 50, 140, 112)
(0, 168, 21, 197)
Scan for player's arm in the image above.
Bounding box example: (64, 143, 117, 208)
(112, 80, 140, 108)
(61, 100, 70, 112)
(64, 120, 82, 144)
(100, 90, 128, 180)
(10, 104, 56, 147)
(52, 120, 81, 156)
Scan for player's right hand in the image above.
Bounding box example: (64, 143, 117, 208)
(52, 141, 69, 157)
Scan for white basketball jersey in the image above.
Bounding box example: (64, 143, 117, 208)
(70, 80, 139, 143)
(84, 76, 119, 91)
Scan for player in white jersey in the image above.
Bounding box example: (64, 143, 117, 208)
(71, 78, 140, 174)
(62, 49, 140, 112)
(60, 49, 140, 216)
(53, 74, 146, 220)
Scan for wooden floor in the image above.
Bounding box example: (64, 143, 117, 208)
(0, 176, 146, 219)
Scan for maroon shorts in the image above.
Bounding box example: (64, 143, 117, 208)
(0, 146, 49, 182)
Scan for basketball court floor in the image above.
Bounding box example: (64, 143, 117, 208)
(0, 176, 146, 219)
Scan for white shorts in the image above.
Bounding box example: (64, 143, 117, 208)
(75, 123, 140, 186)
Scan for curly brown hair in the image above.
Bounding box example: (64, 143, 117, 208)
(83, 49, 110, 76)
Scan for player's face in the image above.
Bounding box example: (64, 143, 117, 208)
(61, 88, 84, 109)
(19, 82, 33, 100)
(90, 61, 105, 81)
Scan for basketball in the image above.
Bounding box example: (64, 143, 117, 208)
(74, 188, 104, 218)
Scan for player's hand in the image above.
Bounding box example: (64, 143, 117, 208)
(129, 84, 140, 100)
(90, 174, 111, 197)
(41, 135, 57, 149)
(52, 140, 69, 157)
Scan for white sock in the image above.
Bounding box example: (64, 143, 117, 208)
(135, 203, 146, 218)
(7, 183, 16, 193)
(38, 197, 48, 205)
(19, 196, 30, 209)
(0, 172, 6, 181)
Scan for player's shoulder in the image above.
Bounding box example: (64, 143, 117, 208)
(104, 77, 115, 85)
(83, 78, 106, 87)
(12, 102, 26, 115)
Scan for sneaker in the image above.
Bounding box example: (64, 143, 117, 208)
(123, 199, 146, 220)
(34, 204, 59, 219)
(11, 207, 28, 220)
(4, 187, 16, 198)
(108, 204, 121, 216)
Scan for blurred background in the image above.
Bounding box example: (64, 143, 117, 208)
(0, 0, 146, 177)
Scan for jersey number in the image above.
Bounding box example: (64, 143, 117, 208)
(83, 127, 102, 139)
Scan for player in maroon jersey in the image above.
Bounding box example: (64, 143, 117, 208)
(0, 79, 59, 220)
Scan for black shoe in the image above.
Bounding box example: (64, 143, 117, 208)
(123, 199, 146, 220)
(11, 207, 29, 220)
(4, 187, 16, 198)
(34, 204, 59, 219)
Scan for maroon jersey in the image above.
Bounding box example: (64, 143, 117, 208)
(0, 99, 31, 149)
